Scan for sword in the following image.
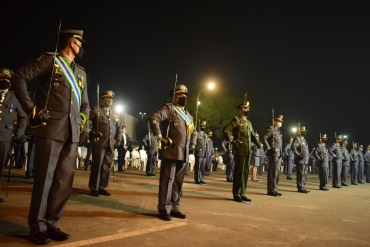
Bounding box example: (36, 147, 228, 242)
(148, 121, 151, 147)
(6, 142, 14, 198)
(94, 83, 102, 141)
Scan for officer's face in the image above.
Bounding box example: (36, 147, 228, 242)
(174, 93, 187, 106)
(102, 98, 113, 107)
(275, 121, 282, 128)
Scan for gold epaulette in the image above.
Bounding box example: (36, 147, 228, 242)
(75, 64, 85, 70)
(46, 52, 59, 56)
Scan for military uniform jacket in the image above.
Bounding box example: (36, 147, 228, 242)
(0, 91, 27, 142)
(350, 149, 358, 165)
(251, 143, 263, 157)
(291, 136, 309, 165)
(90, 106, 122, 148)
(11, 52, 89, 142)
(329, 143, 343, 164)
(222, 139, 233, 154)
(357, 151, 364, 166)
(206, 138, 215, 157)
(190, 130, 208, 157)
(314, 143, 329, 167)
(284, 143, 294, 160)
(341, 147, 350, 166)
(222, 116, 261, 156)
(150, 103, 194, 162)
(263, 126, 283, 157)
(143, 134, 158, 155)
(364, 151, 370, 165)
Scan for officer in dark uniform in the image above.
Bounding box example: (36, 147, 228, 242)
(205, 131, 215, 176)
(329, 135, 343, 188)
(357, 145, 365, 184)
(364, 145, 370, 183)
(314, 134, 329, 191)
(291, 127, 310, 193)
(89, 91, 122, 196)
(150, 84, 194, 221)
(263, 115, 284, 197)
(11, 30, 90, 244)
(222, 139, 235, 182)
(341, 140, 350, 186)
(190, 120, 209, 184)
(350, 143, 359, 185)
(284, 138, 294, 179)
(142, 131, 158, 176)
(222, 101, 261, 203)
(0, 68, 27, 202)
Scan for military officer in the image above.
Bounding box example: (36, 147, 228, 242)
(205, 131, 215, 176)
(364, 145, 370, 183)
(0, 68, 27, 202)
(314, 134, 329, 191)
(284, 138, 294, 180)
(222, 101, 261, 203)
(341, 140, 350, 186)
(222, 139, 235, 182)
(329, 135, 344, 188)
(142, 131, 158, 176)
(250, 134, 263, 182)
(291, 127, 310, 193)
(357, 145, 365, 184)
(150, 84, 194, 221)
(263, 115, 284, 197)
(11, 30, 90, 245)
(88, 91, 122, 196)
(349, 143, 359, 185)
(190, 121, 209, 184)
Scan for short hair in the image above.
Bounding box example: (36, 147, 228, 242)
(58, 37, 79, 50)
(122, 126, 126, 128)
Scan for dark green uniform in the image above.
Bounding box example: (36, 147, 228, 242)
(222, 116, 261, 201)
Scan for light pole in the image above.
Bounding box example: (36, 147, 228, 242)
(139, 112, 146, 121)
(195, 82, 215, 126)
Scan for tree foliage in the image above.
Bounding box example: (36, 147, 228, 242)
(186, 85, 269, 148)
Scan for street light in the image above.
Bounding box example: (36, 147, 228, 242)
(139, 112, 146, 121)
(195, 82, 215, 126)
(292, 127, 297, 133)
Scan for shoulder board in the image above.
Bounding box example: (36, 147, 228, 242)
(45, 52, 59, 56)
(75, 63, 85, 70)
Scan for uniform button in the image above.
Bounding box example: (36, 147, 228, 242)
(0, 111, 2, 113)
(71, 101, 73, 104)
(0, 118, 1, 120)
(110, 135, 111, 137)
(70, 113, 71, 116)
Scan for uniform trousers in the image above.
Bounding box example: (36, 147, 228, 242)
(350, 164, 358, 184)
(0, 142, 11, 192)
(233, 155, 251, 197)
(364, 163, 370, 182)
(225, 153, 235, 180)
(358, 165, 364, 183)
(28, 137, 77, 234)
(146, 153, 157, 175)
(205, 155, 213, 173)
(283, 157, 288, 174)
(286, 158, 294, 178)
(194, 156, 206, 182)
(267, 156, 281, 193)
(332, 162, 342, 187)
(341, 165, 350, 185)
(88, 147, 113, 191)
(158, 159, 186, 215)
(318, 164, 328, 189)
(296, 163, 308, 190)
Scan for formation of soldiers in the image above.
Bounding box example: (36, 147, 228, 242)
(1, 28, 369, 245)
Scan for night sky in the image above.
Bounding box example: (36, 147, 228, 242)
(2, 1, 370, 146)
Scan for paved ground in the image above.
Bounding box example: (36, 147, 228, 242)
(0, 167, 370, 247)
